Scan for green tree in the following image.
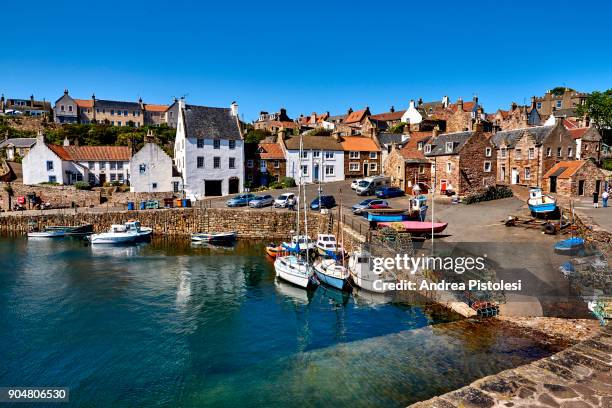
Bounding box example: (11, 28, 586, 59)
(576, 89, 612, 143)
(244, 128, 272, 143)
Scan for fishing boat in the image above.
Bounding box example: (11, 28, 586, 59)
(282, 235, 315, 252)
(27, 229, 67, 238)
(378, 220, 448, 235)
(348, 250, 397, 293)
(89, 221, 152, 245)
(527, 188, 557, 215)
(265, 243, 285, 258)
(554, 237, 585, 254)
(315, 234, 344, 257)
(313, 258, 351, 291)
(191, 231, 237, 243)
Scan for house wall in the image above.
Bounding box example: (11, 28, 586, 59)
(130, 143, 173, 192)
(433, 155, 460, 194)
(545, 161, 605, 197)
(244, 158, 286, 186)
(446, 109, 473, 133)
(53, 94, 78, 124)
(285, 149, 345, 183)
(457, 134, 497, 195)
(78, 160, 130, 186)
(540, 125, 575, 181)
(22, 142, 66, 185)
(405, 162, 431, 193)
(383, 148, 406, 189)
(344, 150, 381, 179)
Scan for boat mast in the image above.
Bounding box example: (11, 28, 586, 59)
(303, 158, 310, 264)
(296, 133, 303, 245)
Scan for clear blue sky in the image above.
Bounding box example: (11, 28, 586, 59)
(2, 0, 611, 122)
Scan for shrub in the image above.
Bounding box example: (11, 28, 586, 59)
(464, 185, 514, 205)
(280, 177, 296, 188)
(269, 181, 283, 189)
(74, 181, 92, 190)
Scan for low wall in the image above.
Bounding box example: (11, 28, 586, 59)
(0, 183, 101, 210)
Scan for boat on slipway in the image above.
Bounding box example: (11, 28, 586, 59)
(527, 188, 557, 215)
(377, 221, 448, 235)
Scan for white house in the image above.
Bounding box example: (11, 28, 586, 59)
(400, 100, 423, 124)
(174, 99, 244, 198)
(130, 137, 178, 193)
(281, 133, 345, 183)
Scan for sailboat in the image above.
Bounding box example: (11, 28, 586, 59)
(274, 134, 318, 289)
(313, 193, 352, 292)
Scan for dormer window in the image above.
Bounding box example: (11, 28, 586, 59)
(445, 142, 453, 154)
(500, 147, 507, 158)
(417, 141, 424, 151)
(424, 144, 432, 154)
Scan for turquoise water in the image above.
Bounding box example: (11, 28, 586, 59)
(0, 237, 566, 407)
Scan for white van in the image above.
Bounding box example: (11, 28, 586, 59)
(355, 176, 390, 196)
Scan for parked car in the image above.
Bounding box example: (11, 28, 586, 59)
(351, 199, 389, 214)
(273, 193, 296, 208)
(350, 179, 364, 190)
(355, 176, 390, 195)
(226, 193, 257, 207)
(310, 195, 336, 210)
(375, 186, 405, 199)
(248, 194, 274, 208)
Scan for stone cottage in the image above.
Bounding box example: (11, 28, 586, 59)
(341, 135, 381, 179)
(244, 140, 287, 186)
(383, 131, 432, 194)
(568, 127, 603, 162)
(543, 159, 605, 198)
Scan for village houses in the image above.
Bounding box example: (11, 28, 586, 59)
(0, 137, 37, 161)
(129, 132, 181, 193)
(383, 131, 432, 194)
(280, 132, 345, 183)
(340, 135, 381, 179)
(244, 140, 287, 187)
(173, 99, 244, 198)
(543, 159, 606, 198)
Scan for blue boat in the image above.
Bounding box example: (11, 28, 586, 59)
(527, 188, 557, 214)
(313, 259, 352, 291)
(554, 237, 585, 254)
(367, 212, 410, 222)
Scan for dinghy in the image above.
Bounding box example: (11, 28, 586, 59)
(265, 243, 285, 258)
(191, 231, 237, 243)
(527, 188, 557, 215)
(554, 237, 585, 254)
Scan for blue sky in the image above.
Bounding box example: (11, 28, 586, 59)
(2, 0, 611, 121)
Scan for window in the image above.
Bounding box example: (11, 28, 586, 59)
(139, 164, 146, 174)
(46, 161, 54, 171)
(528, 148, 535, 159)
(312, 151, 320, 158)
(525, 167, 531, 180)
(229, 158, 236, 169)
(110, 162, 117, 170)
(424, 144, 431, 154)
(445, 142, 453, 153)
(484, 161, 492, 172)
(325, 151, 334, 159)
(117, 162, 123, 170)
(118, 174, 124, 182)
(48, 175, 56, 183)
(500, 147, 507, 158)
(485, 147, 492, 157)
(419, 164, 425, 174)
(213, 139, 220, 149)
(259, 160, 266, 168)
(88, 162, 95, 170)
(301, 151, 308, 159)
(556, 100, 562, 108)
(370, 163, 377, 172)
(229, 140, 236, 149)
(349, 162, 359, 171)
(536, 102, 542, 109)
(111, 110, 115, 115)
(557, 147, 562, 157)
(247, 174, 253, 182)
(349, 151, 359, 159)
(197, 157, 204, 168)
(417, 141, 424, 151)
(197, 139, 204, 148)
(110, 174, 117, 182)
(515, 148, 522, 159)
(546, 147, 552, 157)
(124, 110, 128, 116)
(173, 181, 180, 193)
(68, 105, 73, 112)
(369, 152, 377, 159)
(446, 162, 452, 173)
(301, 165, 308, 175)
(274, 160, 280, 168)
(325, 165, 334, 175)
(568, 147, 573, 157)
(60, 105, 65, 112)
(247, 160, 254, 168)
(213, 157, 220, 169)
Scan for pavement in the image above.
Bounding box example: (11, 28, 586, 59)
(573, 196, 612, 233)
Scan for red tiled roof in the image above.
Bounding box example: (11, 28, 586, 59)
(399, 132, 432, 160)
(64, 146, 132, 161)
(370, 110, 406, 122)
(269, 120, 298, 129)
(563, 118, 579, 129)
(257, 143, 285, 159)
(543, 160, 586, 179)
(47, 144, 72, 161)
(344, 108, 369, 124)
(340, 136, 379, 152)
(75, 99, 93, 108)
(144, 104, 168, 112)
(568, 128, 589, 140)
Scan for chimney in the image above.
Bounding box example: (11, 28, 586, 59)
(472, 95, 478, 104)
(390, 105, 395, 113)
(418, 97, 423, 106)
(145, 129, 155, 143)
(474, 120, 484, 132)
(442, 95, 449, 107)
(409, 99, 416, 110)
(310, 112, 317, 124)
(456, 97, 463, 111)
(64, 89, 69, 95)
(139, 97, 144, 110)
(531, 96, 537, 110)
(230, 101, 238, 117)
(511, 102, 517, 111)
(347, 107, 353, 115)
(63, 137, 70, 146)
(36, 129, 44, 144)
(30, 94, 34, 107)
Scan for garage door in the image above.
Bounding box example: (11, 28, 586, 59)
(204, 180, 222, 196)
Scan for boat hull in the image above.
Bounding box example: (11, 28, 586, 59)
(349, 270, 395, 293)
(191, 232, 237, 243)
(314, 268, 350, 291)
(377, 221, 448, 234)
(27, 231, 66, 238)
(274, 257, 316, 289)
(528, 203, 557, 214)
(89, 234, 138, 245)
(265, 245, 284, 258)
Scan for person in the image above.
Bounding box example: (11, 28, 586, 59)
(287, 197, 295, 211)
(592, 191, 599, 208)
(602, 189, 609, 208)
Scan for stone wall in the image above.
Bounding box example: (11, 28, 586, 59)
(457, 132, 497, 195)
(0, 182, 101, 210)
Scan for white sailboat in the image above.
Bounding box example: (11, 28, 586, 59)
(274, 134, 318, 289)
(348, 249, 397, 293)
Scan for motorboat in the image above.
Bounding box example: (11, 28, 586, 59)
(282, 235, 315, 252)
(274, 254, 318, 289)
(348, 250, 397, 293)
(191, 231, 237, 243)
(313, 258, 351, 291)
(527, 188, 557, 215)
(89, 221, 152, 245)
(315, 234, 344, 258)
(27, 229, 66, 238)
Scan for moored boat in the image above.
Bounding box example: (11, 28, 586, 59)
(282, 235, 315, 252)
(313, 258, 351, 291)
(265, 243, 285, 257)
(527, 188, 557, 215)
(89, 221, 151, 245)
(377, 220, 448, 235)
(27, 229, 66, 238)
(315, 234, 344, 258)
(348, 250, 397, 293)
(191, 231, 237, 243)
(275, 254, 318, 289)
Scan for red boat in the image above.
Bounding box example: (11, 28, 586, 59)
(378, 221, 448, 234)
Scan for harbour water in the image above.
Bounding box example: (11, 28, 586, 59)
(0, 237, 569, 407)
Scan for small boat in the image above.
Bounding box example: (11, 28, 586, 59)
(44, 224, 94, 235)
(27, 229, 66, 238)
(377, 220, 448, 235)
(265, 243, 285, 258)
(528, 188, 557, 215)
(282, 235, 315, 252)
(348, 250, 397, 293)
(313, 258, 351, 291)
(366, 212, 411, 222)
(315, 234, 344, 258)
(191, 231, 237, 243)
(275, 254, 318, 289)
(89, 221, 152, 245)
(554, 237, 585, 254)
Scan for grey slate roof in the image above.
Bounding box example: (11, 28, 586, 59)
(95, 99, 142, 110)
(377, 133, 404, 145)
(0, 138, 37, 148)
(284, 135, 343, 151)
(491, 125, 555, 148)
(425, 131, 473, 156)
(183, 106, 242, 140)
